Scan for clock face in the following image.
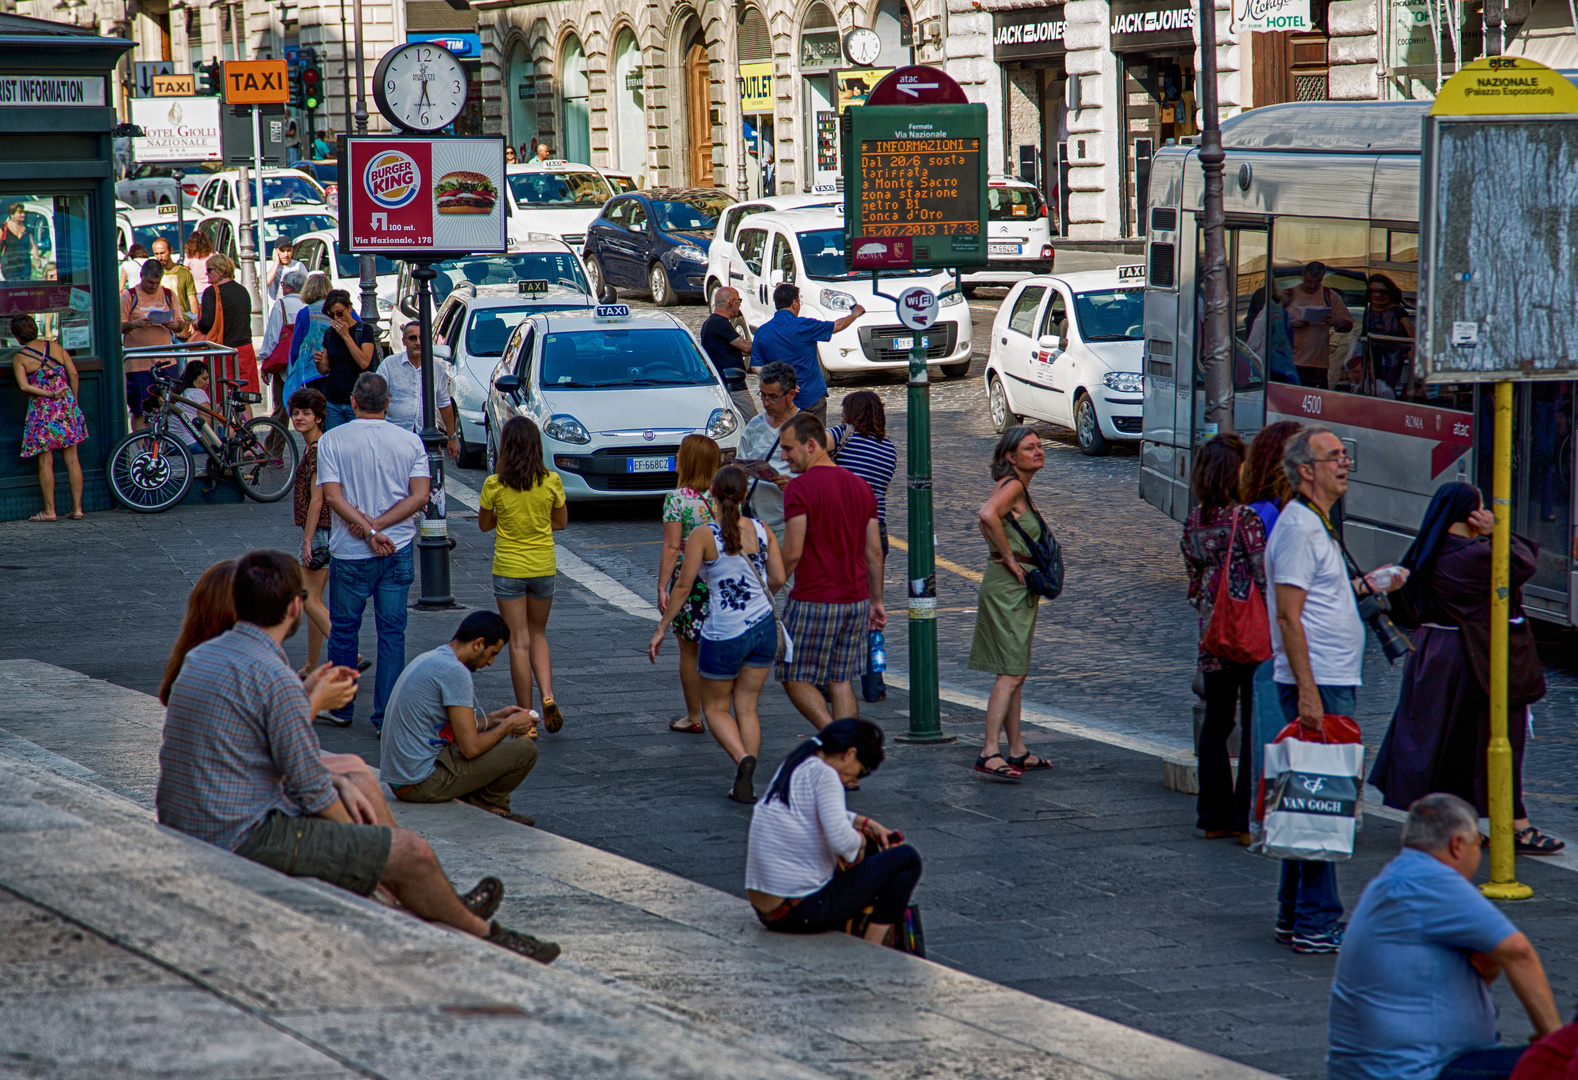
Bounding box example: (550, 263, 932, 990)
(373, 42, 469, 133)
(843, 28, 882, 67)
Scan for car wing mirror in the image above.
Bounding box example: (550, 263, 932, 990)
(432, 344, 452, 361)
(493, 373, 522, 396)
(1037, 334, 1062, 352)
(599, 284, 618, 304)
(401, 291, 417, 315)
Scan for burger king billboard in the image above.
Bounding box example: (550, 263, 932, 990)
(341, 136, 507, 255)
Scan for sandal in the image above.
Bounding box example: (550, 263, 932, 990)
(26, 512, 56, 522)
(1007, 751, 1052, 771)
(541, 699, 564, 734)
(1515, 826, 1566, 855)
(669, 717, 705, 734)
(459, 876, 505, 920)
(314, 712, 353, 728)
(67, 511, 84, 520)
(974, 754, 1022, 781)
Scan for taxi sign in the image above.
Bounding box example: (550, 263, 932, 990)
(1117, 264, 1146, 282)
(158, 204, 180, 216)
(595, 303, 630, 320)
(519, 280, 550, 295)
(538, 159, 570, 168)
(151, 73, 195, 97)
(268, 197, 294, 209)
(223, 60, 290, 106)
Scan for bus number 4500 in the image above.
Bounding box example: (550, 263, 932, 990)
(1302, 394, 1322, 415)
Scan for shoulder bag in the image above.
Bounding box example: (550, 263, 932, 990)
(740, 519, 794, 663)
(1003, 485, 1065, 600)
(1200, 505, 1273, 665)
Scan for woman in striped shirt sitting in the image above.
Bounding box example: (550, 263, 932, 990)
(827, 391, 898, 702)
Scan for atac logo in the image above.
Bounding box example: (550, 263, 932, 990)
(364, 150, 421, 210)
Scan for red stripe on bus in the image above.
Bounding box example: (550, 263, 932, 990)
(1267, 384, 1473, 478)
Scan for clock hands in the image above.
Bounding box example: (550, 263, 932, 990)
(417, 80, 433, 108)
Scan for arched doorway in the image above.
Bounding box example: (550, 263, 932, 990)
(561, 34, 590, 163)
(612, 28, 645, 182)
(800, 1, 841, 194)
(736, 4, 773, 198)
(873, 0, 913, 67)
(507, 41, 538, 157)
(684, 29, 713, 186)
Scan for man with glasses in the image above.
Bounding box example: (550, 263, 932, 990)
(384, 320, 457, 457)
(735, 360, 801, 538)
(1265, 425, 1408, 954)
(700, 287, 756, 420)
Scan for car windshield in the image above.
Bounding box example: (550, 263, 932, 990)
(466, 307, 553, 357)
(539, 328, 716, 389)
(262, 175, 325, 204)
(507, 171, 611, 207)
(130, 222, 187, 252)
(988, 185, 1046, 222)
(334, 252, 398, 277)
(606, 175, 637, 193)
(798, 228, 930, 281)
(262, 213, 339, 243)
(649, 196, 729, 232)
(432, 252, 590, 304)
(1073, 288, 1144, 341)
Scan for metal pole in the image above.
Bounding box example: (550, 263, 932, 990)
(1197, 0, 1233, 435)
(897, 309, 952, 745)
(411, 263, 455, 608)
(351, 0, 378, 334)
(1480, 379, 1530, 900)
(251, 103, 268, 336)
(229, 8, 263, 337)
(339, 0, 352, 139)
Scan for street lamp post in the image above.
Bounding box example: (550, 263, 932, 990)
(350, 0, 379, 338)
(1197, 0, 1233, 435)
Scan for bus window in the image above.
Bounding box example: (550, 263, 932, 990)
(1271, 217, 1368, 390)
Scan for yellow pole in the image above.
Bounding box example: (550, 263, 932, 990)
(1480, 379, 1533, 901)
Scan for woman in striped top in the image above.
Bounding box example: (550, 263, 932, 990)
(827, 390, 897, 701)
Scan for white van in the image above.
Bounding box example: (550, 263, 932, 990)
(960, 176, 1055, 293)
(504, 160, 613, 254)
(734, 210, 973, 380)
(705, 194, 840, 304)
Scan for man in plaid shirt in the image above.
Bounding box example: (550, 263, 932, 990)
(157, 549, 560, 965)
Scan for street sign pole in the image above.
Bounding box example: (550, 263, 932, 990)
(251, 104, 269, 330)
(901, 321, 948, 743)
(412, 261, 454, 608)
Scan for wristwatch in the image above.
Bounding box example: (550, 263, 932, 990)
(367, 526, 379, 537)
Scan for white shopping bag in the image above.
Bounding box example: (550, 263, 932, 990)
(1261, 738, 1365, 862)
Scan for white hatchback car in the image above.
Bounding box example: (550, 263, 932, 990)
(484, 306, 740, 500)
(734, 210, 973, 380)
(290, 230, 400, 321)
(191, 168, 327, 216)
(961, 176, 1056, 293)
(704, 194, 841, 303)
(984, 268, 1146, 455)
(503, 160, 613, 254)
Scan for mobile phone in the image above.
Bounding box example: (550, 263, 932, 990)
(888, 830, 904, 846)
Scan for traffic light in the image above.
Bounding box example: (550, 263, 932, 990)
(300, 63, 322, 111)
(198, 60, 222, 96)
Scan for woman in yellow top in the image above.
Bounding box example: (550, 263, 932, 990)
(479, 416, 569, 732)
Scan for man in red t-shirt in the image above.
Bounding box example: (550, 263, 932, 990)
(777, 412, 886, 728)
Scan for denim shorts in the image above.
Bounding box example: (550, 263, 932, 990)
(493, 573, 556, 600)
(698, 615, 777, 680)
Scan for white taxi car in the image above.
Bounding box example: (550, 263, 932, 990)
(734, 209, 973, 380)
(503, 160, 613, 254)
(484, 305, 740, 500)
(194, 206, 340, 265)
(291, 230, 400, 320)
(191, 168, 326, 215)
(961, 176, 1055, 294)
(984, 267, 1145, 455)
(704, 193, 840, 304)
(117, 204, 195, 261)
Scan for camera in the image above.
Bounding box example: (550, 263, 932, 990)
(1356, 591, 1414, 663)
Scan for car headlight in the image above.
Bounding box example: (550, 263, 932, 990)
(939, 289, 966, 307)
(543, 414, 591, 444)
(1103, 371, 1144, 393)
(819, 288, 857, 312)
(377, 297, 394, 312)
(706, 407, 738, 440)
(675, 245, 707, 263)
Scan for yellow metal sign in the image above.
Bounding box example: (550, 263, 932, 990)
(151, 73, 195, 96)
(1431, 56, 1578, 115)
(738, 61, 773, 113)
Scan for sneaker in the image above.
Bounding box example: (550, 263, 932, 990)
(488, 921, 560, 964)
(1274, 922, 1294, 946)
(541, 699, 564, 734)
(460, 876, 504, 920)
(1292, 927, 1343, 954)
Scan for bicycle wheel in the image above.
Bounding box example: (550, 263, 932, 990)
(106, 430, 195, 513)
(229, 416, 299, 502)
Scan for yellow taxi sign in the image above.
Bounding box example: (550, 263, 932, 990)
(1431, 56, 1578, 116)
(223, 60, 290, 105)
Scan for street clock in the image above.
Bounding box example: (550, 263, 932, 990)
(373, 41, 469, 132)
(843, 27, 882, 66)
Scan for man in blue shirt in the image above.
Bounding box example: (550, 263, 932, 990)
(750, 283, 864, 425)
(1328, 793, 1559, 1080)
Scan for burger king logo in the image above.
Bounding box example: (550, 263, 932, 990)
(364, 150, 421, 210)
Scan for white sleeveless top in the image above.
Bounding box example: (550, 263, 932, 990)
(700, 519, 774, 641)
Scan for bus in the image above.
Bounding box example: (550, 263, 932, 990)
(1139, 100, 1576, 626)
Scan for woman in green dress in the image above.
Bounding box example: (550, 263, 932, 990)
(969, 426, 1053, 780)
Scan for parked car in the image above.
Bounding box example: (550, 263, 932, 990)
(960, 176, 1056, 294)
(290, 230, 398, 320)
(192, 168, 326, 216)
(484, 306, 740, 499)
(601, 169, 640, 194)
(295, 159, 339, 207)
(705, 193, 841, 304)
(983, 268, 1145, 455)
(731, 209, 973, 381)
(117, 204, 198, 263)
(194, 207, 340, 265)
(582, 188, 735, 306)
(116, 162, 220, 208)
(503, 159, 612, 254)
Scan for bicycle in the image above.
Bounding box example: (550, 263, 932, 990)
(107, 361, 300, 513)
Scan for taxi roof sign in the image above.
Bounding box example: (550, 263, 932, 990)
(595, 303, 631, 320)
(158, 204, 180, 215)
(520, 280, 550, 295)
(1117, 264, 1146, 282)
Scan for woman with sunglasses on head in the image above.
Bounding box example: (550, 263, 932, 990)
(746, 718, 920, 944)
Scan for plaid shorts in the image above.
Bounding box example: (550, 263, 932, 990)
(776, 598, 868, 685)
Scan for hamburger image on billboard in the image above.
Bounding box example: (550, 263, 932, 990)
(435, 170, 498, 214)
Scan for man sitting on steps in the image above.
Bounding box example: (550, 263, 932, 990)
(156, 549, 559, 964)
(382, 612, 540, 825)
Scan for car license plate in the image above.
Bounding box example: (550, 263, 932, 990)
(627, 456, 675, 474)
(892, 336, 913, 350)
(990, 243, 1022, 255)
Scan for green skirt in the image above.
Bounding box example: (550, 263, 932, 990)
(967, 557, 1040, 677)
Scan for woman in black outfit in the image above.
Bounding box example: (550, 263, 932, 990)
(195, 253, 259, 401)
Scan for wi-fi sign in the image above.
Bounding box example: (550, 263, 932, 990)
(896, 286, 938, 331)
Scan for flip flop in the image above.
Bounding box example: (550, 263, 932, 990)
(974, 754, 1022, 781)
(26, 513, 56, 522)
(669, 717, 705, 734)
(67, 511, 84, 520)
(1007, 751, 1052, 771)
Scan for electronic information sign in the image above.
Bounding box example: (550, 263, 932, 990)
(842, 102, 988, 270)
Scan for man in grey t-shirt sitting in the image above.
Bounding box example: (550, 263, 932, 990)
(382, 612, 540, 825)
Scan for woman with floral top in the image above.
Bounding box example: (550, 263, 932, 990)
(1180, 434, 1267, 841)
(659, 434, 721, 733)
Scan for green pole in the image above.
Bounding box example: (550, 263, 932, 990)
(897, 323, 953, 744)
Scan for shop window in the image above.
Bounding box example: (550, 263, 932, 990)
(1006, 286, 1045, 337)
(0, 195, 95, 354)
(737, 227, 767, 274)
(561, 35, 590, 165)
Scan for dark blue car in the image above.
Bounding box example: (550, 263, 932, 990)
(582, 188, 734, 306)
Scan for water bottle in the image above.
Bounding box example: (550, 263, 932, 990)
(868, 630, 887, 673)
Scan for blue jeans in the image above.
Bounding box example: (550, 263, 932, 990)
(760, 845, 923, 933)
(325, 401, 356, 430)
(1274, 681, 1354, 935)
(328, 543, 414, 729)
(1436, 1046, 1527, 1080)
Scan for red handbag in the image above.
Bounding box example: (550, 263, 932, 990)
(1200, 506, 1273, 665)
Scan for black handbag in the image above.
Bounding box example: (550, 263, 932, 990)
(1004, 494, 1064, 601)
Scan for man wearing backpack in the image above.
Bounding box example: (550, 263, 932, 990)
(120, 258, 189, 430)
(1283, 261, 1353, 390)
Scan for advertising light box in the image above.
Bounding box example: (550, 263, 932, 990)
(341, 135, 507, 256)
